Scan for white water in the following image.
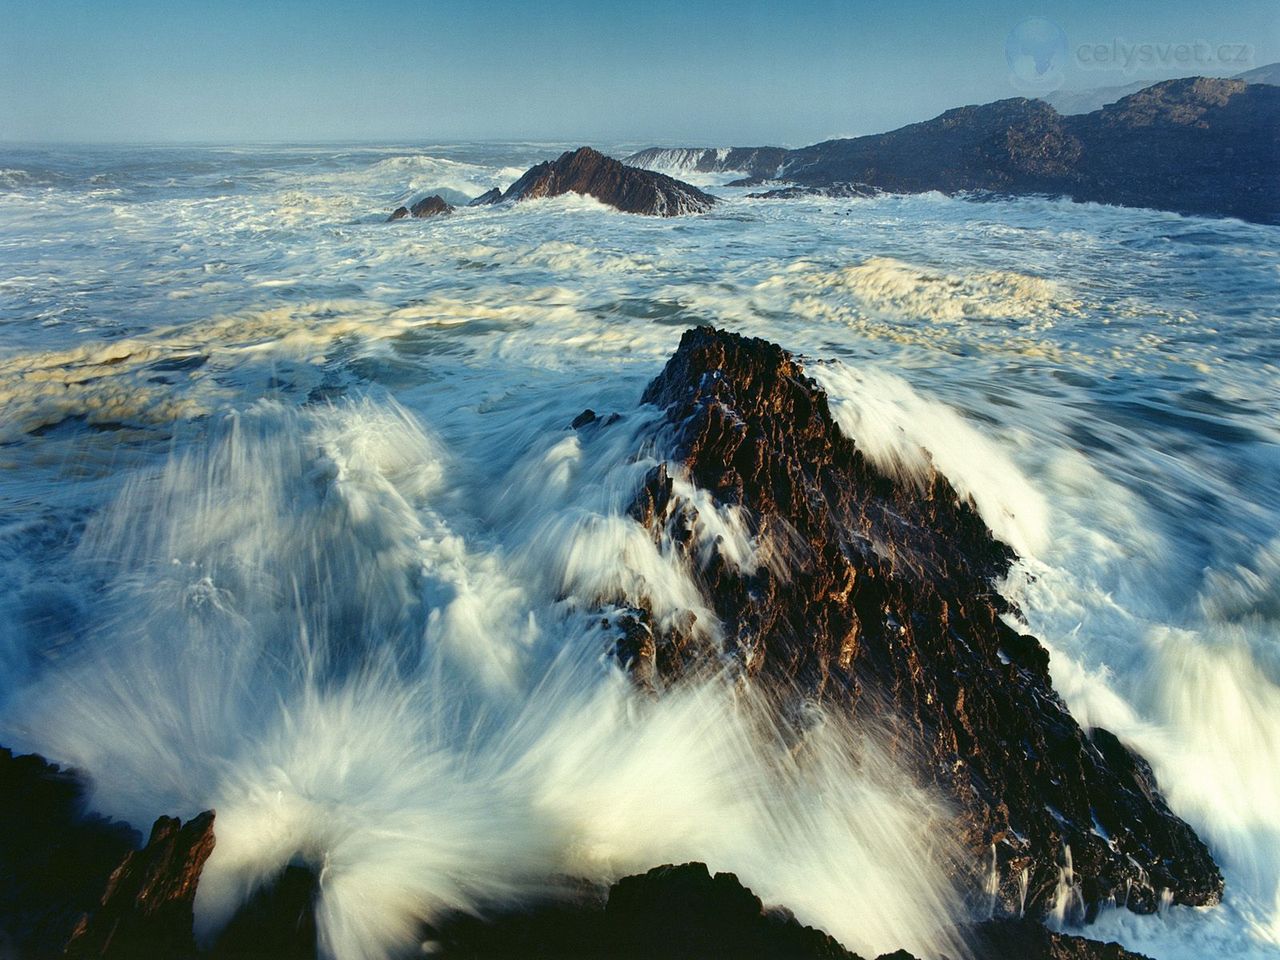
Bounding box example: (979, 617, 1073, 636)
(0, 143, 1277, 959)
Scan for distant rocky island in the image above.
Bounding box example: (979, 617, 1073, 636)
(627, 76, 1280, 223)
(390, 147, 717, 219)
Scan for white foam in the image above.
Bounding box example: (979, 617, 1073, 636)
(809, 360, 1050, 558)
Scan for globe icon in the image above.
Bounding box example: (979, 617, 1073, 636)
(1005, 18, 1068, 92)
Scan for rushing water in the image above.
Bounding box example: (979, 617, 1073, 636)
(0, 142, 1277, 960)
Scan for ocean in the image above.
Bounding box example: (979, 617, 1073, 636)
(0, 142, 1277, 959)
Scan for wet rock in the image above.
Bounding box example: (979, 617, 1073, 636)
(426, 862, 860, 959)
(64, 812, 216, 959)
(209, 865, 318, 960)
(0, 749, 138, 958)
(967, 918, 1152, 960)
(502, 147, 717, 216)
(605, 863, 856, 959)
(409, 194, 455, 218)
(570, 408, 597, 429)
(625, 327, 1222, 918)
(467, 187, 504, 206)
(388, 194, 455, 221)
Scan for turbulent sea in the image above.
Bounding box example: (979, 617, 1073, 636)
(0, 142, 1277, 960)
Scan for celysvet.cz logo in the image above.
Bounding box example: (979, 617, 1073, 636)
(1005, 18, 1255, 92)
(1075, 39, 1253, 73)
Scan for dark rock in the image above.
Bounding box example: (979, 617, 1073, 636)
(755, 77, 1277, 223)
(209, 865, 318, 960)
(64, 812, 216, 959)
(410, 194, 455, 218)
(0, 749, 138, 958)
(502, 147, 717, 216)
(968, 918, 1153, 960)
(468, 187, 504, 206)
(388, 194, 455, 221)
(426, 862, 860, 959)
(570, 409, 597, 429)
(624, 327, 1222, 918)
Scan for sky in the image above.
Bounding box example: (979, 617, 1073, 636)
(1, 0, 1277, 145)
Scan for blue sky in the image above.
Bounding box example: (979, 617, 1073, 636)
(2, 0, 1277, 144)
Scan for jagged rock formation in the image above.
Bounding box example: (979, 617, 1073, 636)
(501, 147, 717, 216)
(426, 862, 1153, 960)
(388, 194, 455, 221)
(623, 146, 787, 180)
(0, 749, 138, 958)
(728, 77, 1278, 222)
(64, 812, 216, 958)
(467, 187, 503, 206)
(0, 748, 321, 959)
(427, 862, 859, 959)
(622, 327, 1222, 919)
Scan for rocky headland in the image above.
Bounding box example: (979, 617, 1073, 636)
(630, 77, 1279, 222)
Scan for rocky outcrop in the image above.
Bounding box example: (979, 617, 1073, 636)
(427, 862, 861, 959)
(64, 812, 216, 959)
(388, 194, 455, 221)
(621, 327, 1222, 919)
(968, 918, 1152, 960)
(426, 862, 1153, 960)
(0, 749, 138, 958)
(0, 748, 321, 959)
(501, 147, 717, 216)
(730, 77, 1278, 222)
(467, 187, 504, 207)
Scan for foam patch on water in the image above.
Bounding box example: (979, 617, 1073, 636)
(794, 256, 1083, 323)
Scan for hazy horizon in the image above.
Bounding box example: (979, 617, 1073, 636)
(2, 0, 1278, 146)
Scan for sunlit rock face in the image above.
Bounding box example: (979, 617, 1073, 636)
(623, 326, 1223, 918)
(502, 147, 718, 216)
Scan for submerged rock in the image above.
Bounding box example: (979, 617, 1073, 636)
(388, 194, 455, 221)
(623, 327, 1222, 918)
(502, 147, 718, 216)
(747, 182, 879, 200)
